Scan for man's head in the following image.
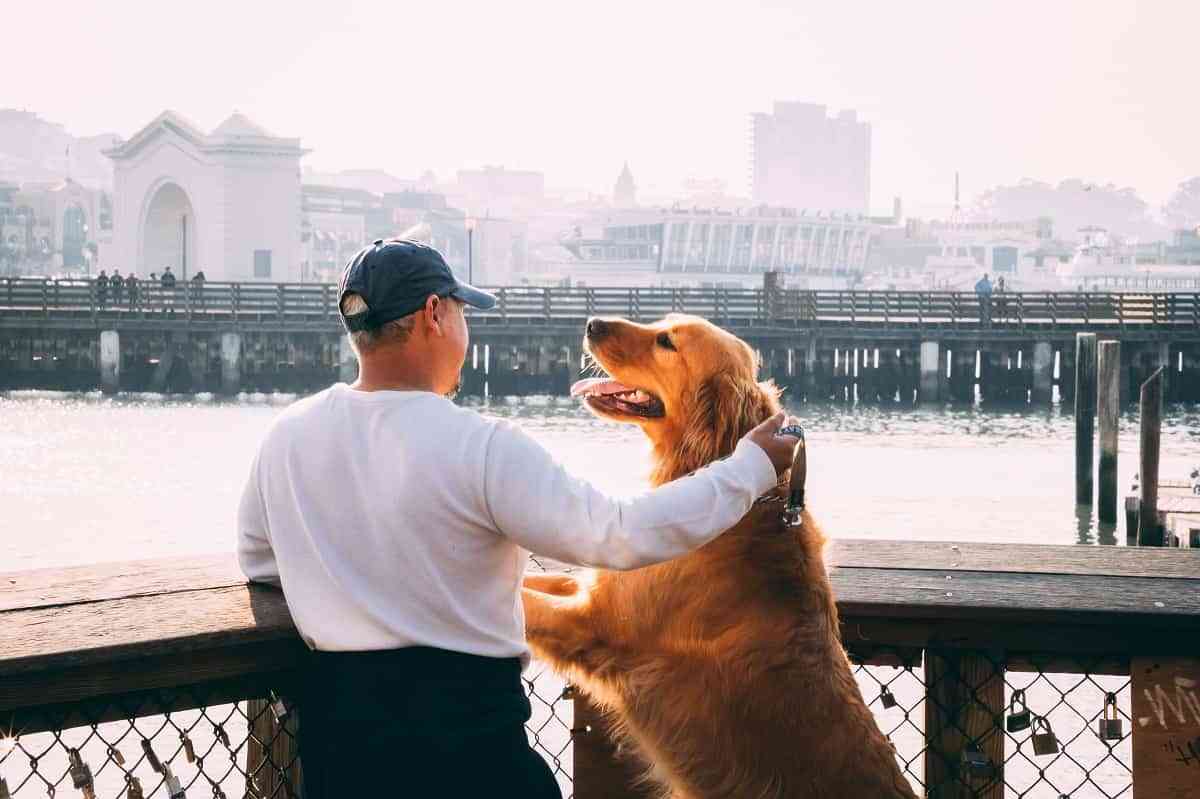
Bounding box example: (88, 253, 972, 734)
(338, 239, 496, 396)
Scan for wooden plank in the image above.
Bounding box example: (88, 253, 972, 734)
(831, 568, 1200, 624)
(0, 583, 297, 675)
(0, 553, 242, 612)
(1131, 656, 1200, 798)
(1, 647, 303, 727)
(827, 539, 1200, 580)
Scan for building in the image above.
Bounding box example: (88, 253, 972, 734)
(613, 162, 636, 208)
(750, 102, 871, 214)
(542, 206, 874, 289)
(0, 178, 107, 276)
(105, 111, 307, 282)
(453, 166, 545, 219)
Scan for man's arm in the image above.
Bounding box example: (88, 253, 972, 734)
(482, 421, 780, 571)
(236, 453, 281, 586)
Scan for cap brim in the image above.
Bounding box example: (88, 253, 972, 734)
(451, 282, 497, 310)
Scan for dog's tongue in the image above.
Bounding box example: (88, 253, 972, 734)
(570, 377, 634, 398)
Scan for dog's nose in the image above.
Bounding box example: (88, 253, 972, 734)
(586, 318, 609, 339)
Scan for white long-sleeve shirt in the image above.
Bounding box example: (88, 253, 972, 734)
(237, 383, 776, 661)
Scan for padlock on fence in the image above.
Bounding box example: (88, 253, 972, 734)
(1031, 715, 1059, 756)
(127, 776, 145, 799)
(269, 689, 290, 725)
(1097, 692, 1124, 741)
(181, 733, 196, 763)
(1006, 688, 1031, 732)
(879, 685, 898, 709)
(0, 775, 10, 799)
(68, 748, 96, 799)
(960, 744, 994, 779)
(109, 746, 125, 767)
(141, 737, 164, 773)
(163, 764, 187, 799)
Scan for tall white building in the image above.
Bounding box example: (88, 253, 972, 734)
(750, 102, 871, 214)
(105, 111, 307, 281)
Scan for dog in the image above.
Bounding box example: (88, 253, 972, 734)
(521, 314, 917, 799)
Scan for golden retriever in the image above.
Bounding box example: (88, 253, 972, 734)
(521, 314, 916, 799)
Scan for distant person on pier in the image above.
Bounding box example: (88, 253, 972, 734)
(236, 238, 801, 799)
(161, 266, 177, 312)
(191, 270, 206, 308)
(126, 273, 140, 310)
(110, 269, 124, 307)
(974, 272, 993, 326)
(95, 270, 109, 308)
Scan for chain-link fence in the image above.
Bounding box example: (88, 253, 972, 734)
(850, 649, 1132, 799)
(0, 654, 1133, 799)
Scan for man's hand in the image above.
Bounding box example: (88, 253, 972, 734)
(745, 411, 803, 478)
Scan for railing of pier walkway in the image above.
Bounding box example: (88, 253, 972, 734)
(3, 277, 1200, 331)
(4, 542, 1196, 798)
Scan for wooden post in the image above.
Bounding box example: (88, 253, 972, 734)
(924, 650, 1004, 799)
(245, 698, 304, 798)
(1075, 333, 1098, 505)
(1097, 341, 1121, 523)
(1137, 366, 1164, 546)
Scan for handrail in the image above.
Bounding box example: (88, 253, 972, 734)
(1, 278, 1199, 330)
(2, 543, 1197, 798)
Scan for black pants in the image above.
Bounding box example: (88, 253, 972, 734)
(298, 647, 562, 799)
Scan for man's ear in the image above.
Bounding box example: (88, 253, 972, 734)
(423, 294, 442, 331)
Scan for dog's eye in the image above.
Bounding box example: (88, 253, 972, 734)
(656, 332, 676, 351)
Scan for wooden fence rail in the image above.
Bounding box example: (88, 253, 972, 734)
(2, 542, 1198, 797)
(3, 278, 1200, 330)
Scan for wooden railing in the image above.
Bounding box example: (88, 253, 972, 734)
(3, 542, 1198, 797)
(3, 277, 1200, 330)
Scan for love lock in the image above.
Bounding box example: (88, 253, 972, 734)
(960, 744, 994, 779)
(1006, 688, 1031, 732)
(1031, 715, 1059, 756)
(1097, 692, 1124, 741)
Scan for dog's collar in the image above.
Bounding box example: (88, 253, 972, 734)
(755, 434, 806, 527)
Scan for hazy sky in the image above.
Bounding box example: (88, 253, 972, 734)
(8, 0, 1196, 216)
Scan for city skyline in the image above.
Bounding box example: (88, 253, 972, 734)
(5, 0, 1198, 218)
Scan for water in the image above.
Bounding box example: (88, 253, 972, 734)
(3, 390, 1200, 571)
(4, 390, 1196, 798)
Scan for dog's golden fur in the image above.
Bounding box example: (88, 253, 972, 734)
(522, 314, 916, 799)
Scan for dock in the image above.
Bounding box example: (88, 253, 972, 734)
(3, 277, 1200, 401)
(3, 541, 1198, 797)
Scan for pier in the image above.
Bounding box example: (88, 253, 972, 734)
(2, 276, 1200, 402)
(2, 542, 1198, 797)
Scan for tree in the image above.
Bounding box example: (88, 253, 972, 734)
(1163, 177, 1200, 231)
(969, 178, 1165, 242)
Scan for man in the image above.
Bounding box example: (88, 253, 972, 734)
(191, 270, 206, 308)
(95, 269, 108, 308)
(110, 269, 124, 307)
(974, 272, 993, 326)
(125, 272, 140, 311)
(237, 239, 800, 798)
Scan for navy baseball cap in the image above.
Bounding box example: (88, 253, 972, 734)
(338, 238, 497, 332)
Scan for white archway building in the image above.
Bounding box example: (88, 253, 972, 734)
(106, 111, 307, 282)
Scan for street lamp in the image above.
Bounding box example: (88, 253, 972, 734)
(465, 218, 476, 285)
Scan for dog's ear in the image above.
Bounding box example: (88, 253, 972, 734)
(677, 373, 779, 475)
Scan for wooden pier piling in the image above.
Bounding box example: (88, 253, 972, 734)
(1097, 341, 1121, 523)
(1137, 367, 1165, 546)
(1075, 333, 1098, 505)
